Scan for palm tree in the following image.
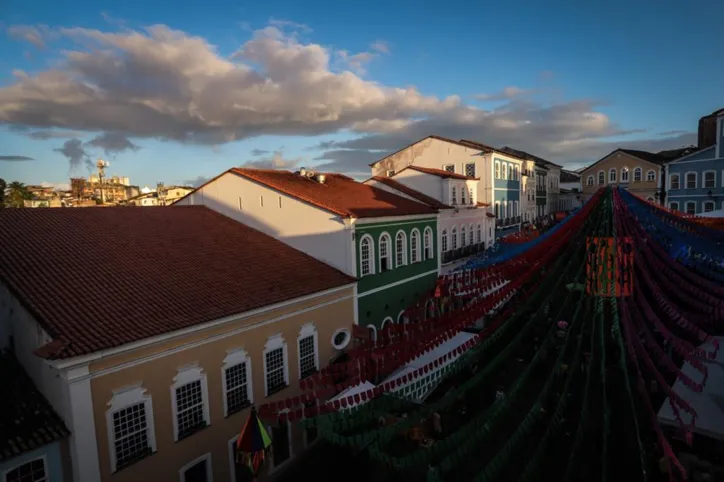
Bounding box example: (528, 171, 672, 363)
(6, 181, 31, 208)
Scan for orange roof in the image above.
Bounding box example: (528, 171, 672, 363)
(229, 168, 438, 218)
(407, 166, 478, 180)
(368, 176, 451, 209)
(0, 207, 354, 359)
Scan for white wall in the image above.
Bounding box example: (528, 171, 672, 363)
(364, 179, 431, 205)
(440, 209, 493, 248)
(176, 173, 355, 276)
(370, 138, 493, 205)
(392, 169, 445, 201)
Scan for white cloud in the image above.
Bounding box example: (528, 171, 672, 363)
(6, 25, 51, 48)
(1, 21, 694, 175)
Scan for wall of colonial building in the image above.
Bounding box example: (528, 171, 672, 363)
(581, 151, 661, 202)
(87, 285, 355, 482)
(176, 172, 355, 276)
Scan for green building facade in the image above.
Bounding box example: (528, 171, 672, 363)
(354, 216, 439, 334)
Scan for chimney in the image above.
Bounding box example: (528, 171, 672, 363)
(316, 174, 326, 184)
(698, 109, 722, 149)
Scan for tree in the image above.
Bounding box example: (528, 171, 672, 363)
(6, 181, 31, 208)
(0, 178, 6, 207)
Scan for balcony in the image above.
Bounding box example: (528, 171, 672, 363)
(495, 216, 521, 228)
(442, 243, 486, 264)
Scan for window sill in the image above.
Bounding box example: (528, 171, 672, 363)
(176, 422, 210, 442)
(225, 401, 252, 418)
(114, 449, 156, 473)
(266, 384, 289, 397)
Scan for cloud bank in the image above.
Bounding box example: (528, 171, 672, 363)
(2, 21, 696, 175)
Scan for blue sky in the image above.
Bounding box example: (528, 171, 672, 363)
(1, 0, 722, 188)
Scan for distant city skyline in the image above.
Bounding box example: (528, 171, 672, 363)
(1, 0, 722, 187)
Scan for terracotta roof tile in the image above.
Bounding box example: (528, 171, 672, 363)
(368, 176, 451, 209)
(0, 207, 355, 359)
(0, 352, 70, 461)
(407, 166, 478, 180)
(230, 168, 438, 218)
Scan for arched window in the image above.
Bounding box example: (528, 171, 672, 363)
(366, 325, 377, 344)
(476, 224, 482, 244)
(380, 317, 393, 332)
(395, 230, 407, 267)
(359, 235, 374, 276)
(503, 164, 508, 180)
(587, 175, 593, 186)
(410, 228, 420, 263)
(461, 186, 467, 205)
(609, 168, 617, 183)
(495, 161, 500, 179)
(441, 229, 448, 252)
(633, 167, 642, 182)
(647, 170, 656, 182)
(598, 171, 605, 185)
(461, 225, 467, 247)
(468, 223, 474, 245)
(397, 310, 407, 324)
(621, 167, 629, 182)
(423, 227, 433, 259)
(379, 233, 391, 272)
(451, 227, 458, 249)
(451, 186, 458, 205)
(670, 173, 680, 189)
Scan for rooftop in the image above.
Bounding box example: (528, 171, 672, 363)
(0, 352, 69, 461)
(406, 165, 478, 180)
(0, 207, 355, 359)
(500, 146, 563, 168)
(560, 170, 580, 183)
(366, 176, 451, 209)
(229, 168, 438, 218)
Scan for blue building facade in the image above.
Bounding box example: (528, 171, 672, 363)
(665, 112, 724, 214)
(492, 155, 522, 238)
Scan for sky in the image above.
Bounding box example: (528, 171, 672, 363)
(1, 0, 723, 189)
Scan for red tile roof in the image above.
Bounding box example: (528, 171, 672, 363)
(0, 207, 355, 360)
(407, 166, 478, 180)
(229, 168, 438, 218)
(367, 176, 451, 210)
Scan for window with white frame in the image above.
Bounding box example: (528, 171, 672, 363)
(424, 227, 433, 259)
(179, 453, 212, 482)
(451, 227, 457, 249)
(5, 457, 47, 482)
(507, 201, 513, 218)
(106, 385, 156, 472)
(704, 201, 715, 212)
(451, 186, 457, 205)
(222, 350, 252, 417)
(685, 201, 696, 215)
(621, 167, 629, 182)
(476, 224, 482, 244)
(495, 161, 500, 179)
(395, 230, 407, 267)
(264, 335, 288, 396)
(514, 201, 519, 217)
(503, 164, 508, 180)
(443, 164, 454, 173)
(460, 225, 467, 247)
(704, 171, 716, 188)
(379, 233, 391, 271)
(172, 366, 210, 441)
(633, 167, 642, 182)
(468, 224, 474, 245)
(441, 229, 448, 252)
(686, 172, 697, 189)
(297, 323, 318, 380)
(647, 170, 656, 182)
(609, 168, 617, 183)
(598, 171, 605, 185)
(670, 174, 680, 190)
(469, 187, 474, 204)
(410, 229, 420, 263)
(669, 201, 679, 211)
(465, 163, 475, 177)
(494, 201, 499, 217)
(461, 186, 467, 204)
(587, 175, 594, 186)
(359, 235, 374, 276)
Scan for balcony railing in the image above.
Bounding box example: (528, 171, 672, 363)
(495, 216, 522, 228)
(442, 243, 486, 264)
